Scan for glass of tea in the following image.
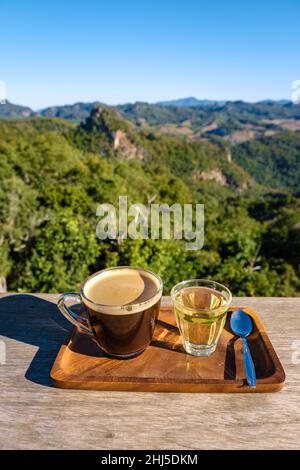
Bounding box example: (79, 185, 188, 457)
(171, 279, 232, 356)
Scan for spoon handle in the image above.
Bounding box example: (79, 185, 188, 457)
(242, 337, 256, 387)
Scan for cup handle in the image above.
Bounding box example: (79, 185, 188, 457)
(57, 292, 92, 334)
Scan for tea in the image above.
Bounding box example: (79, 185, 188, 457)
(171, 281, 232, 356)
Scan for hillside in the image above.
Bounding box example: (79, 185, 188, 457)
(233, 132, 300, 192)
(117, 101, 300, 143)
(0, 106, 300, 295)
(70, 106, 255, 191)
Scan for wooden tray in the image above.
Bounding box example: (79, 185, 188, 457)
(50, 307, 285, 392)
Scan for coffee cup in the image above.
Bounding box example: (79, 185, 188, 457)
(57, 266, 163, 358)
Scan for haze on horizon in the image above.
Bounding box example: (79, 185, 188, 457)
(1, 0, 299, 109)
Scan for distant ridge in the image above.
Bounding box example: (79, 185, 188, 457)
(39, 101, 102, 121)
(258, 99, 291, 105)
(0, 98, 296, 123)
(0, 100, 34, 119)
(156, 97, 227, 107)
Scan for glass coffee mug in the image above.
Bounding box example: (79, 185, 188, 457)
(58, 266, 163, 358)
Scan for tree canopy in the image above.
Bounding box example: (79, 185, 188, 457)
(0, 109, 299, 296)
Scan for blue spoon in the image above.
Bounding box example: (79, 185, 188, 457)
(230, 309, 256, 388)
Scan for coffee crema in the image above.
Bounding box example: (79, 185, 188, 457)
(83, 267, 161, 314)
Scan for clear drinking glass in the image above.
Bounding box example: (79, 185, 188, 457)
(171, 279, 232, 356)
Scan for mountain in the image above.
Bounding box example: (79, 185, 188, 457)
(39, 101, 101, 122)
(72, 105, 143, 160)
(0, 101, 34, 119)
(71, 105, 256, 191)
(156, 97, 226, 107)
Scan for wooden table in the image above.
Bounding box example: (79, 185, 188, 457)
(0, 294, 299, 450)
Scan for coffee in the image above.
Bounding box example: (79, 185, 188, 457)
(58, 267, 163, 358)
(84, 268, 159, 306)
(82, 268, 162, 357)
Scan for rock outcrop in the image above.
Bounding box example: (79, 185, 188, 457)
(193, 169, 227, 186)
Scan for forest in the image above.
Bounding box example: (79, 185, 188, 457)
(0, 101, 300, 296)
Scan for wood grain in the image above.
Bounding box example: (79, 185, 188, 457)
(50, 306, 285, 393)
(0, 294, 300, 449)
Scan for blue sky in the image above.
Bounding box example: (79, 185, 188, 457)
(1, 0, 299, 109)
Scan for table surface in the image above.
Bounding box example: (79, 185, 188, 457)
(0, 294, 299, 450)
